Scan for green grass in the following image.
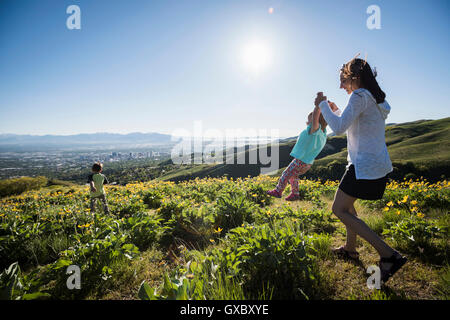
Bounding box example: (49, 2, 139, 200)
(1, 174, 448, 300)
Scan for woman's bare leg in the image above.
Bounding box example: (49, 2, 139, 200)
(344, 204, 358, 252)
(332, 189, 396, 258)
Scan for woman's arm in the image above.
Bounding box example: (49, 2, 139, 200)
(309, 106, 321, 134)
(328, 101, 342, 116)
(318, 92, 367, 135)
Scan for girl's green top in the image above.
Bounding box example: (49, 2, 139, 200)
(289, 124, 327, 164)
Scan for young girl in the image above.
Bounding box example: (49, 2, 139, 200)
(267, 106, 331, 201)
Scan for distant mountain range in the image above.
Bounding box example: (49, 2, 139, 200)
(0, 132, 178, 150)
(0, 132, 282, 152)
(0, 132, 176, 146)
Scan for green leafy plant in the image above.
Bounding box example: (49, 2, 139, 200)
(142, 190, 163, 209)
(383, 216, 443, 252)
(214, 192, 257, 234)
(0, 262, 50, 300)
(206, 220, 325, 299)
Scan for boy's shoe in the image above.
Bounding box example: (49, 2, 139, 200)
(285, 193, 300, 201)
(267, 189, 282, 198)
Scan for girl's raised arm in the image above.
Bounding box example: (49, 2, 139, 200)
(309, 105, 322, 134)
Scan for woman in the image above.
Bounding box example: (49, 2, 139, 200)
(315, 56, 407, 284)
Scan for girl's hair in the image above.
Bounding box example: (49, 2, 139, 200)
(341, 57, 386, 104)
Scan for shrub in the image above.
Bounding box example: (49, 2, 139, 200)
(42, 234, 140, 299)
(172, 206, 215, 247)
(214, 192, 257, 234)
(207, 220, 327, 299)
(142, 190, 163, 209)
(0, 262, 50, 300)
(116, 200, 146, 218)
(383, 217, 444, 254)
(158, 199, 187, 221)
(0, 176, 48, 198)
(123, 213, 165, 250)
(254, 206, 337, 234)
(245, 183, 273, 207)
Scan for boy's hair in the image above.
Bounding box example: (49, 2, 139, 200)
(92, 162, 103, 172)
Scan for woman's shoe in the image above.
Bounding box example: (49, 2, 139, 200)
(285, 193, 300, 201)
(379, 253, 407, 283)
(332, 246, 360, 261)
(267, 189, 282, 198)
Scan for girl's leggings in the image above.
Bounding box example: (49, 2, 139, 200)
(275, 158, 312, 195)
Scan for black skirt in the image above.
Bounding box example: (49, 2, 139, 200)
(338, 164, 390, 200)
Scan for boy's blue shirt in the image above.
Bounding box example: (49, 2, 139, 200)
(290, 123, 327, 164)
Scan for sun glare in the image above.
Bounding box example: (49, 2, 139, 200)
(241, 41, 272, 74)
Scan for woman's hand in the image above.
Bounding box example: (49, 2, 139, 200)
(328, 101, 339, 112)
(315, 92, 327, 107)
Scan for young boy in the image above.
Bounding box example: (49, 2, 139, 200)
(88, 162, 110, 214)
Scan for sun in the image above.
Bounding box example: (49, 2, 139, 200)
(241, 41, 272, 74)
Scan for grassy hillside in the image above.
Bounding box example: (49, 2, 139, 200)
(308, 117, 450, 181)
(1, 176, 448, 300)
(155, 136, 348, 182)
(158, 117, 450, 182)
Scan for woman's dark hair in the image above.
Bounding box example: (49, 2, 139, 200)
(341, 57, 386, 104)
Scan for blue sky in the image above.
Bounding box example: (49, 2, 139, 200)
(0, 0, 449, 138)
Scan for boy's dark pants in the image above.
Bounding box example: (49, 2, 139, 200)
(90, 194, 110, 214)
